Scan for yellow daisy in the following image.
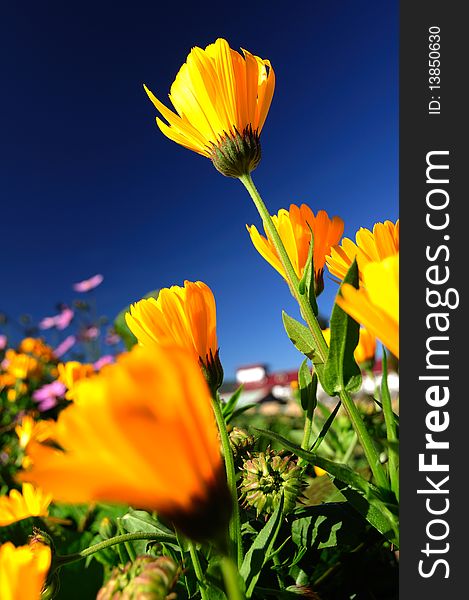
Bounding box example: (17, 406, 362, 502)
(327, 219, 399, 282)
(0, 483, 52, 527)
(144, 38, 275, 177)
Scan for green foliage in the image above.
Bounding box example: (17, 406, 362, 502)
(297, 359, 316, 414)
(323, 260, 362, 395)
(240, 494, 284, 597)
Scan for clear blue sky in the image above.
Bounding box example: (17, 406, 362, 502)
(1, 1, 398, 379)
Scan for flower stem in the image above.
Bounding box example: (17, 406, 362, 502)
(239, 173, 389, 491)
(188, 541, 210, 600)
(380, 349, 399, 501)
(239, 173, 328, 361)
(299, 373, 318, 463)
(221, 555, 245, 600)
(54, 532, 176, 568)
(212, 395, 243, 568)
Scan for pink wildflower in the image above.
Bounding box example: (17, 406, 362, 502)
(53, 335, 76, 358)
(32, 380, 66, 411)
(73, 274, 104, 292)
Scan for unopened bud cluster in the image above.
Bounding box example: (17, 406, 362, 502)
(240, 449, 305, 516)
(97, 555, 179, 600)
(229, 427, 256, 463)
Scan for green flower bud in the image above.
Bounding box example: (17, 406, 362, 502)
(97, 555, 179, 600)
(229, 427, 256, 463)
(240, 449, 306, 517)
(199, 349, 224, 396)
(209, 126, 262, 178)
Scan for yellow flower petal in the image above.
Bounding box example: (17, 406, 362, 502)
(327, 219, 399, 282)
(248, 204, 344, 290)
(125, 281, 218, 367)
(0, 542, 51, 600)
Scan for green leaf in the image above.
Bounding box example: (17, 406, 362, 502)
(221, 385, 244, 423)
(239, 494, 284, 598)
(310, 401, 341, 453)
(334, 481, 399, 547)
(323, 260, 362, 395)
(282, 312, 318, 364)
(298, 228, 319, 316)
(119, 508, 178, 555)
(114, 289, 159, 350)
(297, 359, 316, 413)
(290, 503, 366, 550)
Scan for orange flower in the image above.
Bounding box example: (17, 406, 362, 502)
(322, 327, 376, 365)
(19, 338, 54, 361)
(247, 204, 344, 294)
(144, 38, 275, 177)
(0, 542, 51, 600)
(125, 281, 220, 384)
(336, 254, 399, 358)
(20, 345, 230, 543)
(57, 361, 95, 400)
(327, 219, 399, 282)
(0, 483, 52, 527)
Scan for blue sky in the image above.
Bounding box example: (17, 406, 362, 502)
(1, 1, 398, 378)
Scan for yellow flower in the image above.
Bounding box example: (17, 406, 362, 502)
(0, 483, 52, 527)
(0, 542, 51, 600)
(322, 327, 376, 366)
(3, 350, 39, 380)
(57, 361, 95, 399)
(327, 219, 399, 282)
(247, 204, 344, 294)
(20, 345, 230, 543)
(144, 38, 275, 177)
(336, 254, 399, 358)
(126, 280, 219, 371)
(353, 328, 377, 365)
(15, 416, 54, 450)
(313, 466, 327, 477)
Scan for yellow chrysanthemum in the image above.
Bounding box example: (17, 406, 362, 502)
(20, 345, 230, 543)
(336, 254, 399, 358)
(144, 38, 275, 177)
(326, 219, 399, 282)
(0, 542, 51, 600)
(322, 327, 376, 366)
(247, 205, 344, 295)
(0, 483, 52, 527)
(57, 361, 95, 400)
(126, 281, 218, 369)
